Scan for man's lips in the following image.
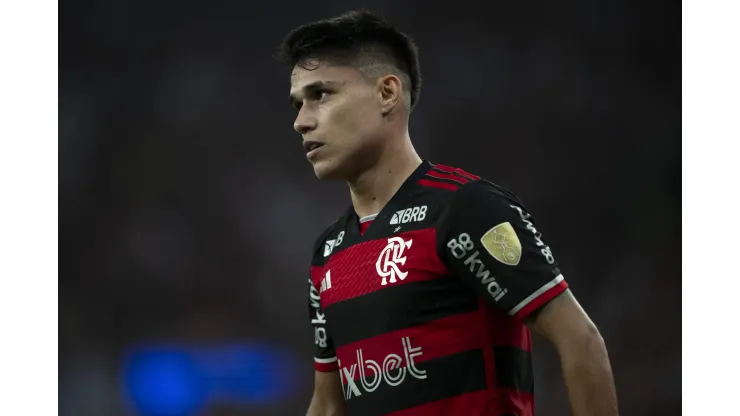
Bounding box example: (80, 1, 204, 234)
(303, 141, 324, 153)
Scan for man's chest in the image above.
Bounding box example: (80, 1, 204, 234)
(311, 228, 480, 348)
(317, 228, 443, 302)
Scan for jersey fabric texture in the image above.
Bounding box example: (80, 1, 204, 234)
(307, 160, 568, 416)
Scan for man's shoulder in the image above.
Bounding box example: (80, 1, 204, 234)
(428, 162, 482, 183)
(429, 162, 522, 207)
(310, 208, 352, 261)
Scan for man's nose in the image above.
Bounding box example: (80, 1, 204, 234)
(294, 109, 317, 135)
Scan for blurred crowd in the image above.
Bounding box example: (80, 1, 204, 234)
(59, 1, 680, 415)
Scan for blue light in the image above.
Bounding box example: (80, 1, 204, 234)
(123, 343, 300, 416)
(124, 348, 205, 416)
(203, 343, 299, 404)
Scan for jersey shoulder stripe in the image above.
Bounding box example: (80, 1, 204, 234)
(432, 164, 481, 181)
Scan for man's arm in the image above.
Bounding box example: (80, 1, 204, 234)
(437, 179, 618, 413)
(306, 370, 347, 416)
(307, 223, 346, 416)
(525, 290, 618, 416)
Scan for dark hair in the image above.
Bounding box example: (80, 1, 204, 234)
(275, 10, 422, 110)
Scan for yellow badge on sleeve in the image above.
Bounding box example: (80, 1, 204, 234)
(480, 222, 522, 266)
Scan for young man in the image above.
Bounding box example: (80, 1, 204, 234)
(277, 10, 618, 416)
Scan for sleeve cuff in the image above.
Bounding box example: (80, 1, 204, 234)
(314, 356, 339, 372)
(509, 274, 568, 320)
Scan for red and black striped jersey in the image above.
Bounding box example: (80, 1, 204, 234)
(308, 160, 568, 416)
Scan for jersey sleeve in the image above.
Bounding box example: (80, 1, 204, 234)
(437, 181, 568, 320)
(307, 222, 341, 372)
(308, 277, 338, 371)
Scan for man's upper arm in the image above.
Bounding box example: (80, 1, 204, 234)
(308, 225, 339, 372)
(308, 273, 338, 372)
(437, 180, 568, 320)
(306, 227, 346, 415)
(524, 289, 601, 350)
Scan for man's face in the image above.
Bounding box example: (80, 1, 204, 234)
(289, 60, 384, 180)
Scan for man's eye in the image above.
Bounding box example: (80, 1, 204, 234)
(316, 90, 330, 100)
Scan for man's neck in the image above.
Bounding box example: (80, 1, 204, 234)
(348, 135, 422, 219)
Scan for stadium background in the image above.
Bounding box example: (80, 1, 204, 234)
(59, 1, 680, 415)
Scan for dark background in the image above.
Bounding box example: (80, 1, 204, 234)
(59, 1, 681, 415)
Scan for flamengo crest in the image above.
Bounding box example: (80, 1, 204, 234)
(376, 236, 413, 286)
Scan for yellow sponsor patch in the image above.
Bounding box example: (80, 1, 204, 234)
(480, 222, 522, 266)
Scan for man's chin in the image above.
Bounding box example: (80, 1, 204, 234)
(311, 159, 344, 180)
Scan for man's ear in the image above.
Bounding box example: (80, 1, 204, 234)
(377, 74, 403, 115)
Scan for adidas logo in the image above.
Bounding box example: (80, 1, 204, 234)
(320, 270, 332, 293)
(390, 205, 428, 225)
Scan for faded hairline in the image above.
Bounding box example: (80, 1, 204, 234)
(296, 44, 412, 111)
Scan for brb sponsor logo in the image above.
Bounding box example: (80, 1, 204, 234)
(376, 237, 413, 286)
(447, 233, 508, 302)
(324, 231, 345, 257)
(338, 337, 427, 400)
(309, 275, 328, 348)
(390, 205, 427, 225)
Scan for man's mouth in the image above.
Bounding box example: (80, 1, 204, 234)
(303, 141, 324, 153)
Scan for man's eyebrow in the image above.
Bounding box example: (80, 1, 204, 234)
(289, 80, 341, 106)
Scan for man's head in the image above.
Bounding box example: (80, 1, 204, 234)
(276, 10, 421, 180)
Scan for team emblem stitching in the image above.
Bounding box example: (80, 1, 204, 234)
(376, 237, 413, 285)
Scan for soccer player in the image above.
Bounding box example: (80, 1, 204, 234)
(276, 10, 618, 416)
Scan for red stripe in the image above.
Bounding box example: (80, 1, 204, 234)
(434, 164, 481, 181)
(385, 390, 498, 416)
(418, 178, 459, 191)
(314, 360, 339, 372)
(359, 219, 373, 235)
(514, 279, 569, 321)
(425, 169, 469, 184)
(335, 310, 486, 381)
(312, 228, 448, 308)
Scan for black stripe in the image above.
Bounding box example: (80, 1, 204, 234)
(493, 346, 534, 394)
(423, 173, 467, 187)
(344, 348, 488, 416)
(326, 278, 479, 347)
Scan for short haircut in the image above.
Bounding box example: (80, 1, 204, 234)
(275, 10, 422, 111)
